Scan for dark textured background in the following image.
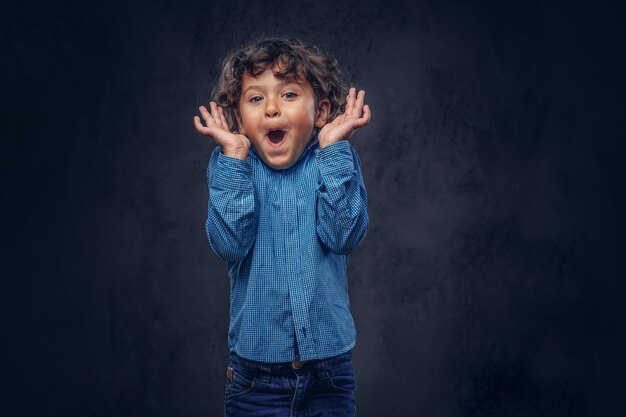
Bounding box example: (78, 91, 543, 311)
(2, 0, 625, 416)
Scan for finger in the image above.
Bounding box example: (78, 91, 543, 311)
(344, 87, 356, 115)
(349, 87, 357, 114)
(353, 90, 365, 117)
(194, 115, 209, 134)
(354, 104, 371, 128)
(209, 102, 222, 126)
(218, 106, 229, 129)
(199, 105, 213, 125)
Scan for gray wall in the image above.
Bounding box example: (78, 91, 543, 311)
(3, 0, 625, 416)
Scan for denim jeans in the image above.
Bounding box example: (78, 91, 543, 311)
(224, 349, 357, 417)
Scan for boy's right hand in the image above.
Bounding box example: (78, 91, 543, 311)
(194, 102, 250, 160)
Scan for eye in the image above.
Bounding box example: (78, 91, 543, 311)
(249, 96, 263, 103)
(282, 92, 297, 99)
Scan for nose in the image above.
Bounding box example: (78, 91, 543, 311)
(265, 96, 280, 118)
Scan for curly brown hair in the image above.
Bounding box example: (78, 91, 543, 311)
(212, 37, 348, 133)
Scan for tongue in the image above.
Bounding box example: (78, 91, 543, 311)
(268, 130, 285, 144)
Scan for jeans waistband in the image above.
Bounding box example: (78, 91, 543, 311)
(229, 349, 352, 376)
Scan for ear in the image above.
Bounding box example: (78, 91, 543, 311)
(314, 99, 331, 128)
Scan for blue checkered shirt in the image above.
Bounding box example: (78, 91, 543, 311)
(205, 136, 368, 363)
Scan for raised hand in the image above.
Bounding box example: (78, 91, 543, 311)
(318, 88, 371, 149)
(194, 102, 251, 160)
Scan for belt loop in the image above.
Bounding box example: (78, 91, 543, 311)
(315, 359, 330, 381)
(258, 363, 271, 383)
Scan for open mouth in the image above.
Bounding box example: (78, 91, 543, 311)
(267, 129, 286, 145)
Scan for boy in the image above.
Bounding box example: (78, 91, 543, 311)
(193, 38, 371, 416)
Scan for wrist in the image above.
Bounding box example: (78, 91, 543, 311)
(222, 146, 249, 160)
(318, 138, 342, 149)
(318, 138, 348, 150)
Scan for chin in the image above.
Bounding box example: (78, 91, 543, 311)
(264, 157, 295, 170)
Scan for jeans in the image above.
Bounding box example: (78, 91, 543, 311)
(224, 349, 357, 417)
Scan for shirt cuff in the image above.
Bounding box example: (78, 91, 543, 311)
(212, 152, 253, 190)
(315, 140, 355, 178)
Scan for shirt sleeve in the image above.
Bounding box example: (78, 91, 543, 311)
(315, 140, 368, 255)
(205, 147, 258, 261)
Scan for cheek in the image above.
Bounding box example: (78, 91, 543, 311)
(240, 114, 258, 134)
(239, 105, 257, 122)
(290, 107, 316, 130)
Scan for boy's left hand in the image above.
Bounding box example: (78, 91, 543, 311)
(318, 88, 371, 149)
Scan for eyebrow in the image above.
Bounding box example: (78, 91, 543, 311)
(242, 78, 301, 96)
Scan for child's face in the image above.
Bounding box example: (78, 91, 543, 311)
(237, 67, 329, 169)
